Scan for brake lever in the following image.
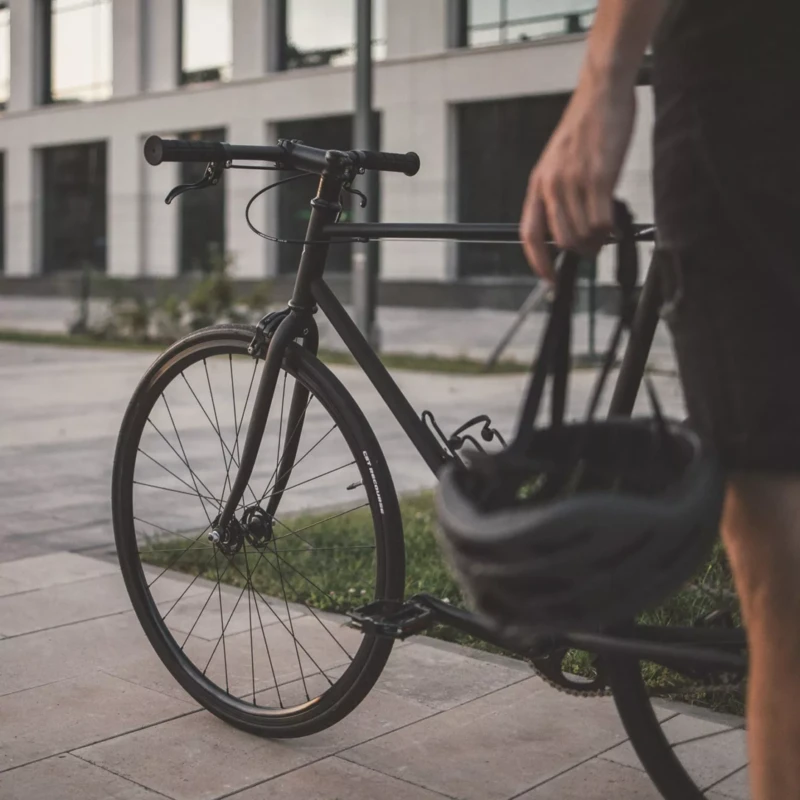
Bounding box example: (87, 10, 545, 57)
(165, 160, 226, 205)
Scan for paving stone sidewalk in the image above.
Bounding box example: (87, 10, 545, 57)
(0, 552, 748, 800)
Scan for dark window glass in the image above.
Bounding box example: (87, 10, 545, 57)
(457, 93, 570, 278)
(275, 115, 380, 274)
(0, 152, 5, 273)
(285, 0, 385, 70)
(181, 0, 232, 85)
(179, 128, 226, 274)
(42, 142, 107, 273)
(0, 2, 9, 110)
(466, 0, 595, 47)
(49, 0, 113, 103)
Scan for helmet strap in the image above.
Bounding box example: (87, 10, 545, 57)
(511, 201, 640, 455)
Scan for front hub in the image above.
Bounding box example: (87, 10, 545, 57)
(241, 506, 274, 549)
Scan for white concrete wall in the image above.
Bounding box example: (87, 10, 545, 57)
(0, 4, 655, 285)
(113, 0, 144, 98)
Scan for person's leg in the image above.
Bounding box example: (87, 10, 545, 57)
(722, 475, 800, 799)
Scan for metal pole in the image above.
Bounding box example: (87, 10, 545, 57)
(588, 257, 597, 359)
(352, 0, 380, 348)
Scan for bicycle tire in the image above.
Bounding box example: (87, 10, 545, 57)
(604, 632, 746, 798)
(112, 324, 405, 737)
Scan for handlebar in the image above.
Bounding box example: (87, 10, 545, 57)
(143, 135, 420, 177)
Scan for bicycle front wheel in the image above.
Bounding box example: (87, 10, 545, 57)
(112, 324, 405, 737)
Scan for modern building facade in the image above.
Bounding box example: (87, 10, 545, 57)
(0, 0, 654, 288)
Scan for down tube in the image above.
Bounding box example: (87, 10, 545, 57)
(311, 278, 450, 475)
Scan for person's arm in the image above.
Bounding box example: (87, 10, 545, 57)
(520, 0, 669, 280)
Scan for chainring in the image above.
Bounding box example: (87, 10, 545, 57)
(528, 648, 610, 698)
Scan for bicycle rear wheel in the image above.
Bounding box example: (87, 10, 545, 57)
(112, 324, 405, 737)
(605, 615, 748, 798)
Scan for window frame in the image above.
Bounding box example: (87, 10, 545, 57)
(279, 0, 386, 72)
(453, 0, 597, 49)
(178, 0, 233, 86)
(43, 0, 114, 105)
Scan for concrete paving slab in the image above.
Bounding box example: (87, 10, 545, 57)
(0, 612, 162, 696)
(516, 757, 663, 799)
(0, 553, 118, 592)
(343, 677, 628, 800)
(0, 576, 22, 597)
(603, 713, 748, 793)
(77, 685, 436, 800)
(229, 756, 450, 800)
(0, 572, 205, 637)
(374, 640, 527, 711)
(0, 754, 163, 800)
(711, 765, 749, 799)
(0, 672, 195, 772)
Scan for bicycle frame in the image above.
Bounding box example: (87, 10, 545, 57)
(213, 172, 746, 680)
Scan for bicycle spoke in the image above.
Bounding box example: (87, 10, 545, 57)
(160, 555, 218, 622)
(137, 449, 219, 511)
(271, 502, 370, 544)
(180, 372, 260, 507)
(133, 480, 219, 505)
(211, 548, 230, 693)
(135, 516, 205, 544)
(246, 540, 284, 707)
(145, 524, 212, 590)
(243, 540, 256, 704)
(255, 394, 317, 502)
(161, 394, 214, 526)
(203, 568, 251, 679)
(176, 553, 236, 649)
(261, 546, 354, 663)
(275, 544, 376, 554)
(204, 358, 233, 508)
(144, 419, 220, 510)
(270, 542, 309, 701)
(259, 460, 357, 505)
(216, 549, 333, 683)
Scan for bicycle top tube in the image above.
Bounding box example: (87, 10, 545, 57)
(143, 135, 420, 178)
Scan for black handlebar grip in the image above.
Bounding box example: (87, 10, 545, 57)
(144, 135, 227, 166)
(350, 150, 421, 177)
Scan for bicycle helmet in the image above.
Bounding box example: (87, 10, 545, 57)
(435, 206, 725, 637)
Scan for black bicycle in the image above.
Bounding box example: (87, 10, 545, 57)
(112, 135, 747, 800)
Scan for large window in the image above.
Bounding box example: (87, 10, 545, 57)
(275, 115, 380, 273)
(457, 93, 570, 278)
(461, 0, 596, 48)
(285, 0, 386, 70)
(179, 128, 226, 273)
(48, 0, 113, 103)
(42, 142, 107, 273)
(0, 2, 9, 110)
(0, 153, 5, 273)
(181, 0, 232, 84)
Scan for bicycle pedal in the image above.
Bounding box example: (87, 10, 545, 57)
(347, 600, 433, 640)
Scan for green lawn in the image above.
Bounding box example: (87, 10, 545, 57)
(140, 491, 744, 715)
(0, 329, 529, 374)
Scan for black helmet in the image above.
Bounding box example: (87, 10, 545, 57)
(435, 206, 725, 637)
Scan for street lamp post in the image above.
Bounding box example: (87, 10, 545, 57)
(352, 0, 380, 348)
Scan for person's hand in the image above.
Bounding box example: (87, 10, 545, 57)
(519, 79, 637, 281)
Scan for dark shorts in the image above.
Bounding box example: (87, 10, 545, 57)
(653, 74, 800, 471)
